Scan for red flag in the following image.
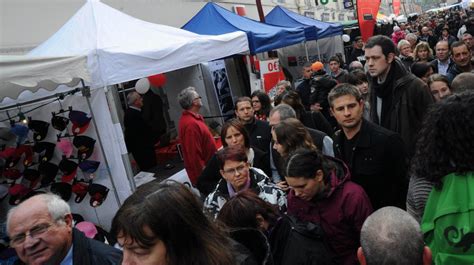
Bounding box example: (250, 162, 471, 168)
(357, 0, 381, 42)
(393, 0, 401, 16)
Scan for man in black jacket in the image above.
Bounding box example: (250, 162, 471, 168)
(329, 84, 407, 209)
(7, 194, 122, 265)
(124, 91, 157, 171)
(430, 40, 454, 76)
(234, 97, 271, 153)
(365, 35, 433, 157)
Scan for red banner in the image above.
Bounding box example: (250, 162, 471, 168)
(392, 0, 401, 16)
(357, 0, 381, 42)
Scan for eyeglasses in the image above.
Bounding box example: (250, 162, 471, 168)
(222, 163, 247, 176)
(10, 223, 54, 247)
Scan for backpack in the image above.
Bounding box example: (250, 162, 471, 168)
(269, 214, 336, 265)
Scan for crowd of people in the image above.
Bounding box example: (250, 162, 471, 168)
(4, 7, 474, 265)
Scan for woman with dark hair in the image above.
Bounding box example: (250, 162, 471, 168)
(197, 119, 271, 197)
(408, 92, 474, 264)
(411, 62, 434, 84)
(281, 91, 334, 136)
(427, 74, 452, 102)
(251, 90, 272, 121)
(111, 181, 257, 265)
(284, 149, 372, 265)
(204, 145, 286, 219)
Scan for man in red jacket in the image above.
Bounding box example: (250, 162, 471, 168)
(177, 87, 217, 185)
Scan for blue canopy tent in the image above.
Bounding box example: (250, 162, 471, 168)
(182, 3, 306, 54)
(265, 6, 343, 60)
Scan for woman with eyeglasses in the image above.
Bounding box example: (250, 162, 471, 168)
(204, 145, 286, 219)
(197, 119, 271, 198)
(112, 181, 259, 265)
(251, 90, 272, 121)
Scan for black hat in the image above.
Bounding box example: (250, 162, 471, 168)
(28, 120, 50, 142)
(38, 162, 59, 186)
(50, 182, 72, 201)
(33, 142, 56, 162)
(58, 158, 78, 183)
(23, 168, 41, 189)
(88, 183, 109, 207)
(51, 115, 69, 132)
(72, 179, 89, 203)
(73, 136, 96, 161)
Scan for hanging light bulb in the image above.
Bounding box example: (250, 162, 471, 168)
(18, 112, 28, 124)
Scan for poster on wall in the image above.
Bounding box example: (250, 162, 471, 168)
(208, 60, 234, 118)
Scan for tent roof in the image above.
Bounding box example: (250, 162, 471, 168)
(0, 55, 90, 101)
(181, 3, 306, 54)
(28, 0, 249, 89)
(265, 6, 343, 40)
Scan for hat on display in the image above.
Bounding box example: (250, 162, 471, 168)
(72, 213, 85, 225)
(78, 160, 100, 174)
(0, 183, 8, 201)
(51, 115, 70, 132)
(28, 120, 50, 141)
(3, 167, 21, 180)
(38, 162, 59, 186)
(75, 221, 98, 238)
(4, 145, 32, 168)
(57, 138, 74, 158)
(0, 147, 17, 168)
(23, 168, 41, 189)
(71, 179, 89, 203)
(73, 136, 96, 161)
(8, 184, 32, 205)
(59, 158, 78, 183)
(10, 124, 29, 145)
(69, 111, 91, 135)
(33, 142, 56, 162)
(50, 182, 72, 201)
(88, 183, 109, 207)
(0, 125, 17, 147)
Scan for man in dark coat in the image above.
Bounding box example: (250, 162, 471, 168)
(365, 35, 434, 157)
(7, 194, 122, 265)
(234, 97, 271, 153)
(295, 62, 313, 110)
(328, 84, 407, 210)
(142, 87, 167, 145)
(124, 91, 157, 171)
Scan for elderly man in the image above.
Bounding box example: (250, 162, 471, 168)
(7, 194, 122, 265)
(177, 87, 217, 185)
(124, 91, 157, 171)
(358, 207, 432, 265)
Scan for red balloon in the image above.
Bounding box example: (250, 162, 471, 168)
(147, 73, 167, 87)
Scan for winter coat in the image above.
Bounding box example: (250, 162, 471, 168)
(204, 168, 287, 219)
(368, 59, 434, 157)
(287, 157, 373, 265)
(333, 119, 407, 210)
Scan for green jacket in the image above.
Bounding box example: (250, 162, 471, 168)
(421, 172, 474, 265)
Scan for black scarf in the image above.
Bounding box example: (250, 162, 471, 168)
(370, 63, 398, 125)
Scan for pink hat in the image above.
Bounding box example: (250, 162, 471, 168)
(75, 221, 98, 238)
(57, 138, 73, 158)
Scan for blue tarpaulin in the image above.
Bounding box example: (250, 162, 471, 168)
(265, 6, 343, 40)
(182, 3, 306, 54)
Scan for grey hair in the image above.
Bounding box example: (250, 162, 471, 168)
(397, 39, 410, 50)
(7, 193, 71, 230)
(451, 73, 474, 93)
(360, 207, 424, 265)
(127, 91, 141, 105)
(276, 80, 291, 90)
(177, 87, 198, 110)
(327, 83, 362, 108)
(348, 61, 364, 71)
(270, 103, 296, 121)
(405, 33, 418, 42)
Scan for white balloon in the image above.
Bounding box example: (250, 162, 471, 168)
(342, 34, 350, 42)
(135, 78, 150, 94)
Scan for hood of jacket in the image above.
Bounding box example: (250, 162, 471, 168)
(318, 156, 351, 199)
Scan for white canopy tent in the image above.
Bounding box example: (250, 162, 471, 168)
(28, 0, 249, 89)
(0, 55, 90, 101)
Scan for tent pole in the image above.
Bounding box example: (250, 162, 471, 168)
(104, 86, 136, 192)
(304, 42, 310, 62)
(80, 83, 122, 207)
(316, 41, 322, 61)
